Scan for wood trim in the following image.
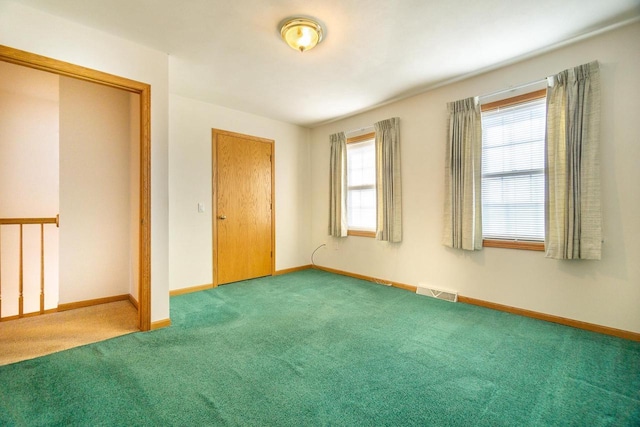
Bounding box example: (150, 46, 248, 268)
(347, 230, 376, 238)
(458, 296, 640, 342)
(0, 45, 149, 93)
(271, 140, 276, 279)
(274, 265, 312, 276)
(150, 318, 171, 330)
(0, 308, 57, 322)
(481, 89, 546, 112)
(0, 45, 152, 332)
(312, 265, 418, 293)
(212, 129, 218, 287)
(0, 217, 57, 225)
(170, 283, 214, 296)
(128, 294, 139, 310)
(19, 225, 23, 317)
(0, 226, 2, 319)
(40, 223, 45, 314)
(483, 239, 545, 251)
(57, 294, 130, 312)
(138, 82, 152, 332)
(312, 265, 639, 342)
(346, 132, 375, 144)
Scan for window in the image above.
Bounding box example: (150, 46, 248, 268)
(480, 90, 546, 250)
(346, 132, 376, 237)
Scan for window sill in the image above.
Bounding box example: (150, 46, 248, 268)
(483, 239, 544, 251)
(348, 230, 376, 238)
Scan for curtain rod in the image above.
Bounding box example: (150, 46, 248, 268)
(479, 77, 548, 101)
(345, 125, 374, 135)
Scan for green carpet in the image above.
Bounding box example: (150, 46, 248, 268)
(1, 269, 638, 426)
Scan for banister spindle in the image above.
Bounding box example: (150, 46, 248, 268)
(40, 223, 45, 314)
(0, 226, 3, 320)
(19, 224, 24, 318)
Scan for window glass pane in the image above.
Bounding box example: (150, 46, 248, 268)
(481, 97, 546, 241)
(347, 138, 376, 231)
(347, 188, 376, 230)
(347, 141, 375, 187)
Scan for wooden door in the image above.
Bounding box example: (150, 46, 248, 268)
(212, 129, 274, 286)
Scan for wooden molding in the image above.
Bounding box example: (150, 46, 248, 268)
(274, 265, 312, 276)
(347, 230, 376, 238)
(150, 318, 171, 330)
(57, 294, 130, 312)
(170, 283, 214, 296)
(312, 265, 417, 293)
(346, 132, 375, 144)
(0, 308, 57, 322)
(483, 239, 545, 251)
(0, 217, 57, 225)
(0, 44, 152, 332)
(0, 45, 148, 93)
(128, 294, 139, 310)
(458, 296, 640, 342)
(481, 89, 546, 112)
(313, 265, 639, 342)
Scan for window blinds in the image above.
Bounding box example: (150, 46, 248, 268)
(481, 97, 546, 241)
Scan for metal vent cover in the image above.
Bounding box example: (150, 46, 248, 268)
(416, 284, 458, 302)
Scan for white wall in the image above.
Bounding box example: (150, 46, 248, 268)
(0, 62, 59, 217)
(59, 77, 131, 303)
(0, 0, 170, 321)
(168, 94, 311, 290)
(309, 22, 640, 334)
(129, 94, 140, 301)
(0, 62, 59, 315)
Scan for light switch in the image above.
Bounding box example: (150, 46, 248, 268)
(197, 203, 205, 213)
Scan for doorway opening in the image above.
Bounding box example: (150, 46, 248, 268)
(0, 45, 151, 331)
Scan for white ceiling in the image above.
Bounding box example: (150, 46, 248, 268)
(15, 0, 640, 127)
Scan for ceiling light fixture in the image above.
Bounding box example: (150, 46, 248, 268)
(280, 17, 324, 53)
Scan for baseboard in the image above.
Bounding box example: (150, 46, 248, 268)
(312, 265, 639, 342)
(170, 268, 314, 296)
(274, 265, 312, 275)
(458, 296, 640, 342)
(312, 265, 418, 292)
(128, 294, 139, 309)
(170, 283, 214, 296)
(150, 318, 171, 330)
(0, 308, 57, 322)
(57, 294, 130, 312)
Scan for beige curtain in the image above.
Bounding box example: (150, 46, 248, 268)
(545, 61, 601, 260)
(442, 97, 482, 250)
(328, 132, 347, 237)
(374, 118, 402, 242)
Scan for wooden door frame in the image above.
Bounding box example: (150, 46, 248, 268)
(211, 129, 275, 287)
(0, 45, 152, 331)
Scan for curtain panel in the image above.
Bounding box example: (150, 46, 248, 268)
(545, 61, 602, 260)
(328, 132, 348, 237)
(374, 118, 402, 243)
(442, 97, 482, 250)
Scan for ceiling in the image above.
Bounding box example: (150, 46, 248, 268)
(15, 0, 640, 127)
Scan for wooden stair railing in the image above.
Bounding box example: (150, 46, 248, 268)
(0, 215, 59, 320)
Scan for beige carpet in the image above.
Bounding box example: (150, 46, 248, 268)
(0, 300, 138, 366)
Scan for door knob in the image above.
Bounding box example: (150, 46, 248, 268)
(218, 215, 227, 220)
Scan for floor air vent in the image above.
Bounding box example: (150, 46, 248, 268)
(416, 284, 458, 302)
